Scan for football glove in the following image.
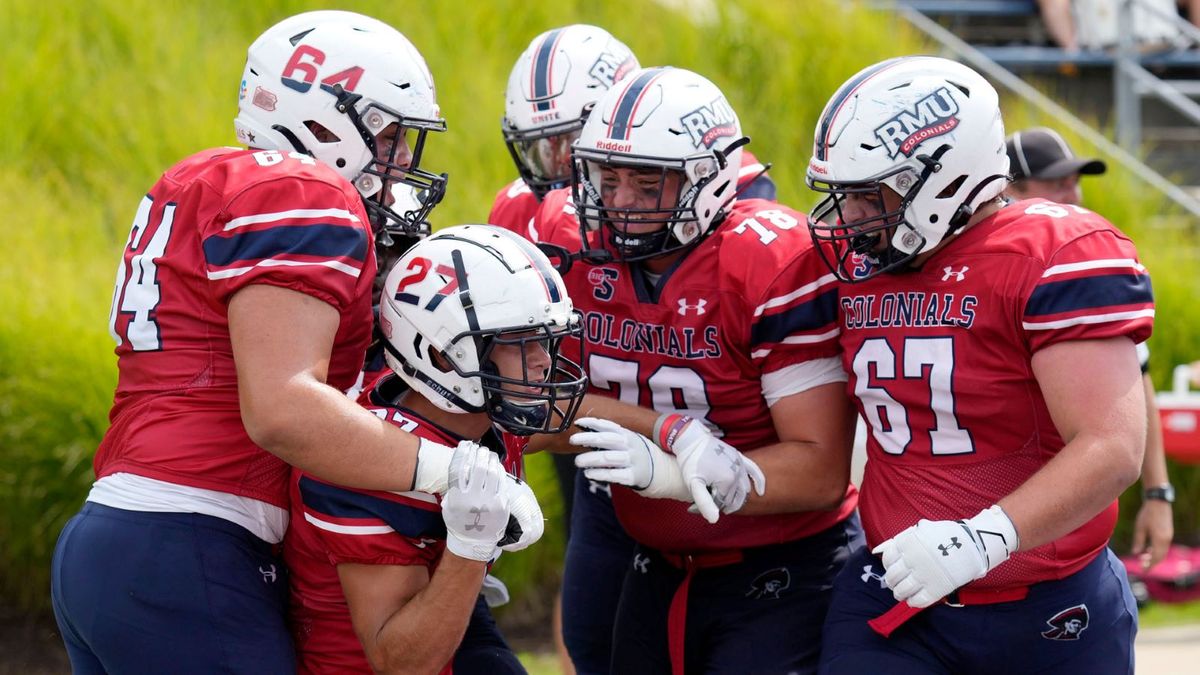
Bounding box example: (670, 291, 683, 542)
(656, 414, 766, 522)
(570, 416, 692, 504)
(441, 444, 511, 562)
(872, 505, 1019, 608)
(498, 474, 544, 552)
(413, 439, 485, 495)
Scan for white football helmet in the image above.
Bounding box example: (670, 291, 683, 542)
(235, 10, 448, 243)
(378, 225, 587, 435)
(572, 66, 746, 262)
(503, 25, 639, 200)
(806, 56, 1009, 282)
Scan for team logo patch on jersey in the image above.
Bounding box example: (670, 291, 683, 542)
(746, 567, 791, 599)
(873, 86, 960, 159)
(680, 96, 737, 149)
(1041, 604, 1090, 640)
(588, 267, 619, 301)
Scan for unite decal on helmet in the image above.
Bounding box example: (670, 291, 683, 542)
(234, 10, 448, 243)
(378, 225, 588, 435)
(806, 56, 1009, 282)
(503, 24, 639, 199)
(571, 66, 747, 262)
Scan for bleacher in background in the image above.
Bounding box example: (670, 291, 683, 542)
(894, 0, 1200, 206)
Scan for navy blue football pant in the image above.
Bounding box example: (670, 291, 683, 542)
(560, 471, 636, 675)
(611, 514, 864, 675)
(819, 546, 1138, 674)
(453, 595, 525, 674)
(51, 501, 295, 674)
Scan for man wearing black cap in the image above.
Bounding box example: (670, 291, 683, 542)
(1006, 126, 1175, 572)
(1006, 126, 1107, 205)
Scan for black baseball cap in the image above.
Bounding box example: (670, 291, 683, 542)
(1006, 127, 1106, 180)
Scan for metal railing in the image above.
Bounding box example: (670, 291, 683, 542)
(891, 0, 1200, 222)
(1113, 0, 1200, 151)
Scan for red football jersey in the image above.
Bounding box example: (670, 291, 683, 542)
(840, 199, 1154, 589)
(287, 374, 523, 675)
(487, 179, 540, 241)
(538, 195, 858, 553)
(95, 147, 375, 508)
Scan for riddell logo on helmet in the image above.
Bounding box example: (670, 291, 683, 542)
(595, 139, 633, 152)
(873, 86, 961, 159)
(680, 97, 737, 149)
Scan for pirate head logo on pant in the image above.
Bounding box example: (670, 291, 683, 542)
(1041, 604, 1090, 640)
(746, 567, 792, 600)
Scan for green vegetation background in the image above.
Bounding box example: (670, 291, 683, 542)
(4, 0, 1199, 636)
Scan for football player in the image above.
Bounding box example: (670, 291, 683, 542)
(49, 12, 528, 674)
(530, 66, 862, 674)
(1005, 126, 1174, 571)
(806, 57, 1150, 673)
(286, 225, 587, 674)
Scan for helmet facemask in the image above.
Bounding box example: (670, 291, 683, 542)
(503, 118, 585, 200)
(473, 325, 587, 435)
(328, 88, 448, 247)
(572, 150, 729, 263)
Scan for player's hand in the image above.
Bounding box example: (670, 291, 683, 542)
(570, 417, 691, 502)
(658, 415, 766, 523)
(441, 444, 511, 562)
(872, 505, 1018, 608)
(413, 439, 489, 495)
(498, 474, 544, 552)
(1132, 499, 1174, 570)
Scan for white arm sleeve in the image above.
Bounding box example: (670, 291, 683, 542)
(761, 356, 847, 407)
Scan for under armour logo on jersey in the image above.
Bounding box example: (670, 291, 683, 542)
(1041, 604, 1090, 640)
(938, 537, 962, 556)
(861, 564, 887, 589)
(941, 265, 969, 282)
(677, 298, 708, 316)
(259, 564, 278, 584)
(587, 480, 612, 498)
(633, 553, 651, 574)
(466, 506, 489, 531)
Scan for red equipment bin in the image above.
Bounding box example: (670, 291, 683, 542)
(1157, 365, 1200, 464)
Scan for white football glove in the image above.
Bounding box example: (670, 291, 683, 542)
(872, 505, 1019, 608)
(658, 415, 766, 522)
(440, 444, 511, 562)
(498, 474, 544, 552)
(412, 439, 485, 496)
(570, 417, 692, 504)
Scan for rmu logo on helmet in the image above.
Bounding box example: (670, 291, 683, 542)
(873, 86, 960, 159)
(589, 50, 637, 88)
(680, 96, 737, 149)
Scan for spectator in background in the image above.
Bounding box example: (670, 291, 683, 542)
(1007, 126, 1175, 570)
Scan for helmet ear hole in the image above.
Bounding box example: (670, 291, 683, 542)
(304, 121, 341, 143)
(937, 175, 968, 199)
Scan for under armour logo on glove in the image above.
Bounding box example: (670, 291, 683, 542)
(938, 537, 962, 556)
(465, 506, 489, 531)
(633, 553, 651, 574)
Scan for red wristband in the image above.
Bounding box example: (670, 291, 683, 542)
(657, 414, 693, 454)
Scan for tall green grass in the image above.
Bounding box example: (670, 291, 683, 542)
(4, 0, 1197, 627)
